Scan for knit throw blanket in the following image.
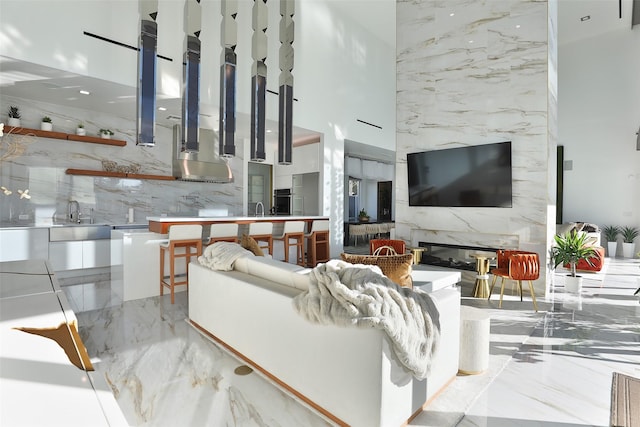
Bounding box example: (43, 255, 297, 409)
(198, 242, 254, 271)
(293, 260, 440, 379)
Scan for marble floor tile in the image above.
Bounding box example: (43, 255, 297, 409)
(61, 257, 640, 426)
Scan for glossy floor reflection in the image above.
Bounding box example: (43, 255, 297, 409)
(60, 257, 640, 426)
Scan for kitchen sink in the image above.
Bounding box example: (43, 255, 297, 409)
(49, 224, 111, 241)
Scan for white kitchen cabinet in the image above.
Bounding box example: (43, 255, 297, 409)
(82, 240, 111, 269)
(274, 174, 293, 190)
(49, 241, 84, 271)
(0, 228, 49, 262)
(49, 240, 110, 271)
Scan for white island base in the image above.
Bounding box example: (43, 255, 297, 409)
(111, 229, 188, 302)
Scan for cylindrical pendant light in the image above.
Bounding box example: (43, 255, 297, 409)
(278, 0, 294, 165)
(136, 0, 159, 147)
(219, 0, 238, 158)
(250, 0, 268, 162)
(182, 0, 202, 153)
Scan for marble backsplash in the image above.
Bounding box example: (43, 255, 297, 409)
(0, 96, 245, 225)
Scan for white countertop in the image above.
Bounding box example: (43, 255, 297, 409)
(147, 215, 328, 222)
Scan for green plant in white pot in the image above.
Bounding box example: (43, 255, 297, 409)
(620, 226, 639, 258)
(552, 231, 597, 293)
(41, 116, 53, 131)
(603, 225, 620, 258)
(7, 106, 21, 127)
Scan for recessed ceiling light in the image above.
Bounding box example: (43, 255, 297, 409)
(515, 24, 521, 29)
(449, 12, 455, 17)
(266, 129, 273, 133)
(158, 107, 167, 111)
(468, 40, 474, 44)
(580, 15, 591, 22)
(79, 90, 90, 95)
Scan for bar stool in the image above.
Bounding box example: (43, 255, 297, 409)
(159, 224, 202, 304)
(304, 220, 330, 267)
(205, 223, 239, 245)
(273, 221, 305, 265)
(248, 221, 273, 255)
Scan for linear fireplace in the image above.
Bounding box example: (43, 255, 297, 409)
(417, 241, 501, 271)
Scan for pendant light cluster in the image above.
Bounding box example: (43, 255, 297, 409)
(220, 0, 294, 164)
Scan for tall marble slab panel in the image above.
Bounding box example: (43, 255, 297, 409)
(0, 96, 244, 225)
(396, 0, 556, 296)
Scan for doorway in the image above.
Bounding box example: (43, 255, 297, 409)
(377, 181, 392, 221)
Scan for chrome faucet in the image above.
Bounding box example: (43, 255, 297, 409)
(255, 201, 265, 217)
(68, 200, 80, 223)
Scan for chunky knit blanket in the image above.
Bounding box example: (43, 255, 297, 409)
(292, 259, 440, 379)
(198, 241, 254, 271)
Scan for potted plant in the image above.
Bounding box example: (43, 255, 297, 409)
(552, 231, 597, 293)
(603, 225, 620, 258)
(76, 123, 86, 136)
(41, 116, 53, 131)
(621, 226, 639, 258)
(7, 106, 21, 127)
(358, 208, 370, 223)
(99, 128, 114, 139)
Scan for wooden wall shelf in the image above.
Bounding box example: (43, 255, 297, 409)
(5, 126, 127, 147)
(66, 169, 177, 181)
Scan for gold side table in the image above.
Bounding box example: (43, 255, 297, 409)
(408, 247, 426, 264)
(471, 252, 495, 298)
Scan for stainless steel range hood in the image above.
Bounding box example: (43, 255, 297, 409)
(173, 125, 233, 183)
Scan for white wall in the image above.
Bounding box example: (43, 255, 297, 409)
(558, 27, 640, 232)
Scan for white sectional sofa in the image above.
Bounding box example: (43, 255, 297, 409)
(188, 253, 461, 427)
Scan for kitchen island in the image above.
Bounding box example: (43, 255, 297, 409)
(111, 216, 331, 302)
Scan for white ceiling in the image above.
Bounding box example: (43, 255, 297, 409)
(558, 0, 634, 46)
(0, 1, 636, 148)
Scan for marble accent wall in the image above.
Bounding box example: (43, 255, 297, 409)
(395, 0, 557, 295)
(0, 96, 244, 225)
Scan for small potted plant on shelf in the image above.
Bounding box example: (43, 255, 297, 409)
(41, 116, 53, 131)
(552, 230, 597, 293)
(621, 226, 639, 258)
(99, 128, 114, 139)
(358, 208, 370, 223)
(7, 106, 21, 127)
(603, 225, 620, 258)
(76, 123, 86, 136)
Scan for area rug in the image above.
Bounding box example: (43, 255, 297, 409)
(611, 372, 640, 427)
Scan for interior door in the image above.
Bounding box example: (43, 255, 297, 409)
(377, 181, 392, 221)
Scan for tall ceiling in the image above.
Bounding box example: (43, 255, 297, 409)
(1, 0, 636, 144)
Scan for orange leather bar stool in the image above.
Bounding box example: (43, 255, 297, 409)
(159, 224, 203, 304)
(248, 221, 273, 256)
(488, 250, 539, 312)
(304, 220, 330, 267)
(273, 221, 306, 265)
(205, 223, 239, 245)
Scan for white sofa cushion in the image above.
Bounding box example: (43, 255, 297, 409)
(243, 257, 311, 291)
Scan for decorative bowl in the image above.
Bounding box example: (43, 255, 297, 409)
(127, 163, 141, 174)
(101, 160, 117, 172)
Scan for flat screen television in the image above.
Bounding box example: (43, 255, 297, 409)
(407, 141, 513, 207)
